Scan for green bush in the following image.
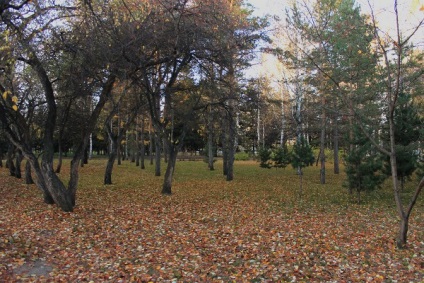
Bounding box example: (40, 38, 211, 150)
(235, 151, 250, 161)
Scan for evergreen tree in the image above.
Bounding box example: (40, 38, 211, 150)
(292, 137, 314, 174)
(383, 93, 422, 190)
(272, 145, 291, 169)
(258, 147, 272, 169)
(344, 126, 386, 203)
(291, 137, 314, 197)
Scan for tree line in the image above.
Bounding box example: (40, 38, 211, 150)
(0, 0, 422, 248)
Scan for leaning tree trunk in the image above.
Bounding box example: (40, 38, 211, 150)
(104, 149, 117, 185)
(24, 153, 54, 204)
(161, 144, 178, 195)
(14, 151, 23, 179)
(40, 160, 73, 211)
(55, 141, 63, 173)
(25, 160, 34, 185)
(6, 144, 15, 176)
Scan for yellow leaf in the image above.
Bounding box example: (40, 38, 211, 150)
(2, 91, 10, 100)
(11, 96, 18, 103)
(420, 5, 424, 11)
(12, 105, 18, 111)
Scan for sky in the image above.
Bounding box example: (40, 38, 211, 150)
(244, 0, 424, 81)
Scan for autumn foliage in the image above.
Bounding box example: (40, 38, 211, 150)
(0, 159, 422, 282)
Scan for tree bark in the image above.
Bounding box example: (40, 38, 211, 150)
(104, 149, 117, 185)
(155, 134, 161, 176)
(140, 117, 146, 169)
(161, 144, 178, 195)
(222, 118, 228, 176)
(6, 144, 15, 176)
(319, 97, 326, 184)
(25, 160, 34, 185)
(55, 141, 63, 173)
(333, 111, 340, 174)
(14, 150, 23, 179)
(117, 143, 122, 165)
(226, 110, 236, 181)
(396, 216, 409, 249)
(208, 105, 215, 170)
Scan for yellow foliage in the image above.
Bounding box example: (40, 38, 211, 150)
(11, 96, 18, 103)
(2, 90, 11, 100)
(12, 105, 18, 111)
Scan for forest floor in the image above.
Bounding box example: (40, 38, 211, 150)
(0, 158, 423, 282)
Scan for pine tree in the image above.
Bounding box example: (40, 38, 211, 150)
(291, 137, 314, 197)
(272, 145, 291, 169)
(383, 93, 422, 190)
(258, 147, 272, 169)
(344, 126, 386, 203)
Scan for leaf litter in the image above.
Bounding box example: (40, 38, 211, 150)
(0, 160, 422, 282)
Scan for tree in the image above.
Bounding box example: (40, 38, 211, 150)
(103, 83, 142, 185)
(281, 0, 423, 248)
(258, 147, 272, 169)
(272, 145, 291, 169)
(344, 125, 386, 203)
(0, 1, 121, 211)
(382, 92, 422, 190)
(367, 1, 424, 248)
(291, 136, 314, 196)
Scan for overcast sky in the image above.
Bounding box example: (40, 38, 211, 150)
(246, 0, 424, 38)
(244, 0, 423, 80)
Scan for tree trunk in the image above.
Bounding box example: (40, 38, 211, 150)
(319, 135, 325, 184)
(15, 150, 23, 179)
(161, 144, 178, 195)
(55, 141, 63, 173)
(388, 108, 408, 248)
(319, 99, 326, 184)
(226, 111, 236, 181)
(222, 118, 228, 176)
(333, 112, 340, 174)
(25, 160, 34, 185)
(81, 148, 88, 167)
(117, 143, 122, 165)
(104, 150, 117, 185)
(149, 120, 154, 165)
(24, 153, 54, 204)
(396, 216, 409, 249)
(163, 138, 168, 163)
(135, 123, 140, 167)
(6, 144, 15, 176)
(41, 158, 74, 212)
(208, 106, 214, 171)
(155, 134, 161, 176)
(140, 117, 146, 169)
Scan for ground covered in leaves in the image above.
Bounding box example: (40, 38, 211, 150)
(0, 159, 423, 282)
